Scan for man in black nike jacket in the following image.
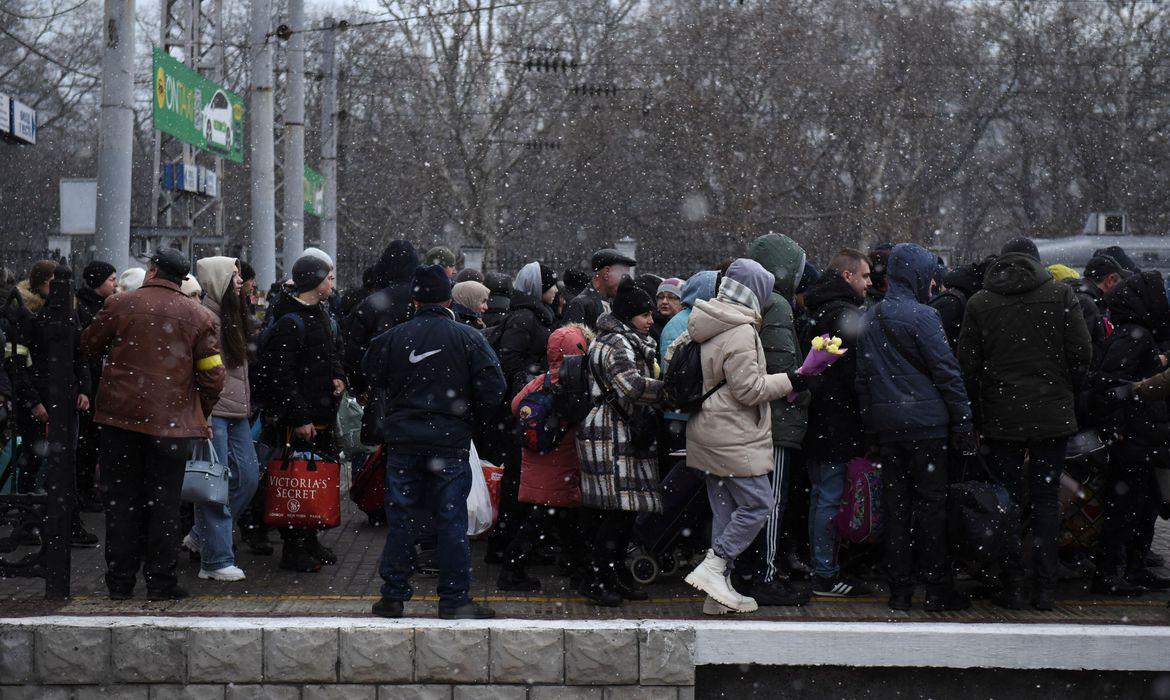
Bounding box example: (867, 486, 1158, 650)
(363, 264, 506, 619)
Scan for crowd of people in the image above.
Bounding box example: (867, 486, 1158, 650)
(1, 232, 1168, 619)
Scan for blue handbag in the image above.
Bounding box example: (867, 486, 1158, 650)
(181, 440, 230, 505)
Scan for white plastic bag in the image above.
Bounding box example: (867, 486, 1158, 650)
(466, 440, 494, 536)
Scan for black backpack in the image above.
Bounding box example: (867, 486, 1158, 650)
(252, 313, 305, 410)
(660, 334, 725, 414)
(551, 353, 594, 425)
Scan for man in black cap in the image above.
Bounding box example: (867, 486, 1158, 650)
(364, 264, 506, 619)
(81, 247, 225, 600)
(1076, 255, 1129, 359)
(563, 247, 637, 330)
(75, 260, 118, 513)
(256, 252, 348, 573)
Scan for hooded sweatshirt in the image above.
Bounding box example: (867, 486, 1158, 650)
(856, 243, 972, 443)
(511, 324, 594, 507)
(747, 232, 809, 448)
(686, 275, 794, 477)
(345, 240, 420, 392)
(958, 252, 1091, 441)
(196, 256, 250, 419)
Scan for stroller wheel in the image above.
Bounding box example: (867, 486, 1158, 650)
(659, 551, 681, 577)
(629, 552, 659, 585)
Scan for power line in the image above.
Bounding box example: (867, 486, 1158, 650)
(267, 0, 568, 39)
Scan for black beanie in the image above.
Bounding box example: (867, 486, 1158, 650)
(292, 255, 331, 293)
(83, 261, 116, 290)
(539, 263, 559, 293)
(1001, 236, 1040, 261)
(412, 264, 452, 303)
(611, 277, 653, 324)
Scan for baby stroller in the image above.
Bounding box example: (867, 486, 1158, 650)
(627, 454, 710, 584)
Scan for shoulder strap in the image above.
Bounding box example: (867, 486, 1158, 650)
(874, 303, 931, 377)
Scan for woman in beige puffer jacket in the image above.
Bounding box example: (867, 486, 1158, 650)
(684, 258, 814, 614)
(184, 256, 261, 582)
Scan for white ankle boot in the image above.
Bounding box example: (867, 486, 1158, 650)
(685, 549, 757, 612)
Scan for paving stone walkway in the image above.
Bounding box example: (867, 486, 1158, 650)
(2, 501, 1168, 623)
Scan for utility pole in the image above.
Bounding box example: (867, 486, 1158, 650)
(320, 17, 339, 272)
(281, 0, 306, 271)
(250, 0, 277, 290)
(94, 0, 136, 272)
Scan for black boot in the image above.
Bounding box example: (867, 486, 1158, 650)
(280, 537, 322, 573)
(242, 526, 274, 555)
(888, 590, 913, 611)
(497, 565, 542, 592)
(70, 514, 99, 548)
(303, 531, 337, 565)
(1031, 586, 1055, 612)
(924, 589, 971, 612)
(574, 568, 622, 607)
(992, 582, 1027, 611)
(610, 564, 649, 601)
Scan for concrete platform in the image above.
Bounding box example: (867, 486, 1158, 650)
(1, 502, 1168, 624)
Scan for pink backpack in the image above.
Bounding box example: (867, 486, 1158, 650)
(833, 457, 885, 544)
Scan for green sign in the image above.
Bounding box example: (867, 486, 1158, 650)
(304, 166, 324, 217)
(152, 48, 245, 163)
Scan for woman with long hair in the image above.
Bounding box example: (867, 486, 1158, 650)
(184, 256, 260, 581)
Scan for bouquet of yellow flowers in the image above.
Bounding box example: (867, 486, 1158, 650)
(785, 334, 846, 402)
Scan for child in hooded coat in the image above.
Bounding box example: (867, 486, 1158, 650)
(496, 324, 594, 593)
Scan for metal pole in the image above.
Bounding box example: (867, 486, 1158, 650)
(249, 0, 277, 290)
(94, 0, 136, 272)
(320, 17, 338, 273)
(282, 0, 306, 271)
(42, 271, 77, 599)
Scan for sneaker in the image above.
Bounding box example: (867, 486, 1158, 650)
(372, 599, 404, 618)
(181, 533, 201, 562)
(752, 579, 809, 606)
(146, 585, 189, 601)
(923, 589, 971, 612)
(1091, 576, 1145, 597)
(702, 595, 735, 615)
(438, 602, 496, 620)
(685, 549, 757, 612)
(785, 552, 813, 581)
(812, 575, 872, 598)
(198, 565, 246, 582)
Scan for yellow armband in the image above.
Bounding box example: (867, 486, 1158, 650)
(195, 354, 224, 371)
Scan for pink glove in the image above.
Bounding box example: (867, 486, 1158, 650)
(786, 335, 846, 402)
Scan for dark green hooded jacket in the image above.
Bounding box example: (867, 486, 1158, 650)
(957, 252, 1091, 441)
(747, 233, 808, 448)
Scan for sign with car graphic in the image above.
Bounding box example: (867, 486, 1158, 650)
(152, 48, 244, 162)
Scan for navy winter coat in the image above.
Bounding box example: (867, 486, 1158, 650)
(362, 305, 507, 458)
(855, 243, 972, 443)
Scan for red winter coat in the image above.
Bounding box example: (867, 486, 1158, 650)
(512, 324, 591, 508)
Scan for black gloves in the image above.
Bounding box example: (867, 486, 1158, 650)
(788, 372, 824, 394)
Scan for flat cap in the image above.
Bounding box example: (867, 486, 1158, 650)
(151, 247, 190, 278)
(591, 248, 637, 271)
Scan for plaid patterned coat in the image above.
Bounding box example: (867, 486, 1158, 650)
(575, 312, 664, 513)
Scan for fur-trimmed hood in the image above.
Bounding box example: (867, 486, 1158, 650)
(17, 279, 44, 313)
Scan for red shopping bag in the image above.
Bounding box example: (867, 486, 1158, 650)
(482, 461, 504, 523)
(264, 449, 342, 529)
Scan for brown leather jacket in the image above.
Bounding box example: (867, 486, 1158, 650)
(1137, 366, 1170, 402)
(80, 278, 226, 438)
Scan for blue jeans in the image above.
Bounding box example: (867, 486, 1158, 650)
(807, 460, 846, 579)
(379, 453, 472, 608)
(191, 416, 261, 570)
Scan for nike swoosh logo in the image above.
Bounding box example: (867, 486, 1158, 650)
(408, 349, 442, 364)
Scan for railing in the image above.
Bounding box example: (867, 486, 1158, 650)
(0, 272, 77, 599)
